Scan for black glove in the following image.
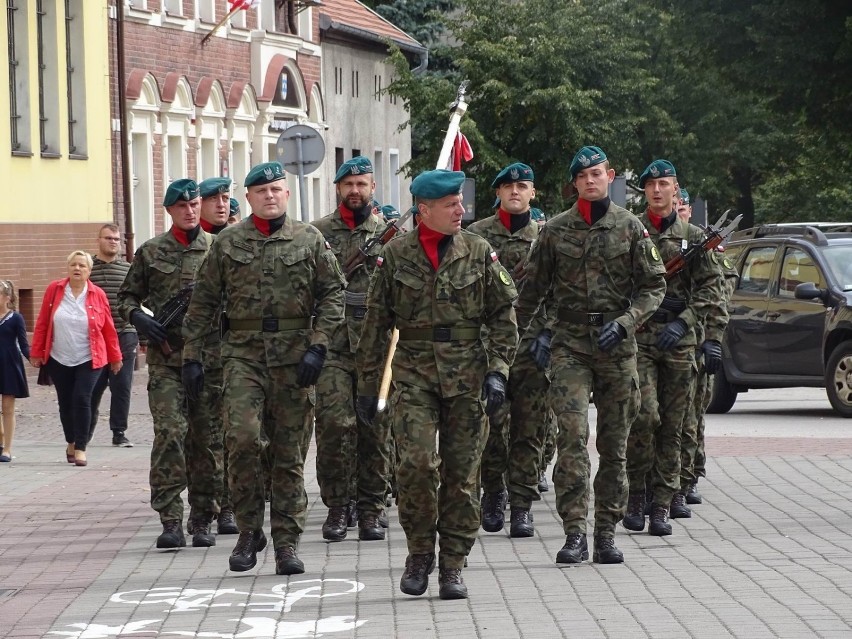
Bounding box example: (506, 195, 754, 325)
(655, 318, 689, 351)
(700, 339, 722, 374)
(296, 344, 327, 387)
(181, 360, 204, 403)
(130, 310, 168, 345)
(356, 395, 379, 426)
(480, 372, 507, 417)
(597, 321, 626, 352)
(528, 329, 552, 371)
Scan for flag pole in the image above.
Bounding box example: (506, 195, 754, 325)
(201, 5, 241, 46)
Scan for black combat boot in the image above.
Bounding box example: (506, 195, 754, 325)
(217, 508, 239, 535)
(643, 487, 653, 516)
(378, 510, 389, 528)
(322, 506, 348, 541)
(275, 546, 305, 575)
(592, 536, 624, 564)
(622, 492, 646, 531)
(438, 568, 468, 600)
(358, 513, 385, 541)
(346, 500, 358, 527)
(481, 490, 508, 532)
(686, 483, 703, 505)
(229, 530, 267, 572)
(399, 552, 436, 596)
(648, 505, 673, 536)
(537, 470, 550, 493)
(555, 533, 588, 564)
(509, 507, 535, 538)
(156, 519, 186, 549)
(191, 515, 216, 547)
(670, 491, 692, 518)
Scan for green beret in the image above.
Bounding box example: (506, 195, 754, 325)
(229, 198, 240, 217)
(334, 156, 374, 184)
(163, 178, 200, 207)
(244, 162, 285, 188)
(569, 146, 607, 179)
(530, 208, 546, 222)
(410, 170, 465, 200)
(199, 177, 232, 199)
(491, 162, 535, 188)
(639, 159, 677, 188)
(380, 204, 399, 220)
(679, 188, 690, 204)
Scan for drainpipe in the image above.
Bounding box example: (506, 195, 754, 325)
(116, 0, 134, 259)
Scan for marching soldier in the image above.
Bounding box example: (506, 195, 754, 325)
(311, 156, 388, 542)
(228, 197, 241, 225)
(182, 162, 346, 576)
(356, 169, 518, 599)
(514, 146, 666, 565)
(622, 163, 723, 536)
(468, 162, 550, 537)
(117, 178, 219, 549)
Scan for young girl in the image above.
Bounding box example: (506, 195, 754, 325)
(0, 280, 30, 462)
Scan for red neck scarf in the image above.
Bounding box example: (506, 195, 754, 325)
(200, 218, 226, 234)
(170, 226, 191, 247)
(647, 210, 665, 232)
(498, 208, 513, 230)
(252, 215, 275, 237)
(578, 199, 593, 226)
(339, 203, 356, 230)
(418, 224, 447, 271)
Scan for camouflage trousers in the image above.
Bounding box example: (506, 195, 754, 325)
(480, 352, 550, 508)
(223, 358, 314, 549)
(540, 408, 557, 474)
(314, 358, 357, 508)
(147, 364, 219, 523)
(681, 360, 711, 486)
(627, 344, 695, 506)
(192, 366, 230, 511)
(392, 382, 488, 570)
(551, 349, 640, 537)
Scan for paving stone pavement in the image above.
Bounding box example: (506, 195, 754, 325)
(1, 367, 852, 638)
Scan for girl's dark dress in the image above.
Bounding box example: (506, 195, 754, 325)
(0, 311, 30, 398)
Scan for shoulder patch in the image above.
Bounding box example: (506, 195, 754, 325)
(723, 257, 734, 269)
(499, 269, 512, 286)
(490, 250, 499, 263)
(650, 245, 661, 262)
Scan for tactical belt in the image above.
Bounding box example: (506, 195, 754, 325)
(557, 309, 623, 327)
(398, 326, 481, 342)
(649, 309, 679, 324)
(344, 291, 368, 320)
(227, 317, 312, 332)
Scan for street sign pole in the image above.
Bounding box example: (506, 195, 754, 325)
(275, 124, 326, 223)
(295, 134, 308, 222)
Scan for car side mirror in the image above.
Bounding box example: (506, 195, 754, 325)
(794, 282, 831, 305)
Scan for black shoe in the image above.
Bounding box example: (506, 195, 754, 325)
(112, 432, 133, 447)
(556, 533, 588, 564)
(537, 471, 549, 493)
(217, 509, 239, 535)
(481, 490, 507, 532)
(358, 513, 385, 541)
(686, 483, 703, 505)
(399, 552, 436, 596)
(346, 500, 358, 528)
(229, 530, 267, 572)
(378, 510, 389, 528)
(509, 507, 534, 538)
(643, 487, 653, 516)
(648, 505, 672, 536)
(622, 492, 646, 531)
(438, 567, 468, 600)
(322, 506, 348, 541)
(275, 546, 305, 575)
(670, 492, 692, 518)
(191, 516, 216, 547)
(592, 536, 624, 564)
(156, 520, 186, 549)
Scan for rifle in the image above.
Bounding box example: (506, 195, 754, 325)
(664, 212, 742, 280)
(343, 207, 415, 279)
(154, 282, 195, 355)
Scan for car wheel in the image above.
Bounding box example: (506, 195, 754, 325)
(707, 366, 737, 414)
(825, 340, 852, 418)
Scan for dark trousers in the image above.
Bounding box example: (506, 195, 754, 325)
(47, 358, 103, 452)
(90, 332, 138, 439)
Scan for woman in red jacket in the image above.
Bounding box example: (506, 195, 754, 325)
(31, 251, 122, 466)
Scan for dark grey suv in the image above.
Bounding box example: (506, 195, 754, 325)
(709, 223, 852, 417)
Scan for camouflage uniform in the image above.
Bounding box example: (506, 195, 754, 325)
(467, 214, 549, 509)
(311, 210, 385, 518)
(514, 201, 666, 539)
(356, 229, 518, 570)
(118, 230, 218, 525)
(627, 215, 724, 511)
(183, 216, 345, 550)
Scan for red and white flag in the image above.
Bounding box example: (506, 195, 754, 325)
(229, 0, 259, 11)
(448, 132, 473, 171)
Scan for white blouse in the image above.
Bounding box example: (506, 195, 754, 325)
(51, 283, 91, 367)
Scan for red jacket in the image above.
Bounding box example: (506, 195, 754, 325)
(31, 278, 122, 369)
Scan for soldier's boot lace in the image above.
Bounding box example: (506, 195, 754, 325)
(156, 519, 186, 549)
(322, 506, 348, 542)
(217, 508, 239, 535)
(399, 552, 436, 596)
(670, 491, 692, 519)
(509, 507, 535, 538)
(275, 546, 305, 575)
(685, 483, 703, 505)
(622, 492, 647, 531)
(228, 529, 267, 572)
(191, 515, 216, 547)
(438, 568, 468, 600)
(358, 512, 386, 541)
(593, 536, 624, 564)
(555, 533, 588, 564)
(481, 490, 507, 532)
(648, 504, 673, 536)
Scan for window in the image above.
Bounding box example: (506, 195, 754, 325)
(351, 70, 359, 98)
(779, 248, 824, 297)
(334, 147, 343, 172)
(36, 0, 61, 156)
(7, 0, 32, 154)
(334, 66, 343, 95)
(373, 150, 383, 201)
(737, 246, 777, 295)
(163, 0, 182, 16)
(374, 74, 382, 101)
(351, 148, 360, 158)
(64, 0, 86, 157)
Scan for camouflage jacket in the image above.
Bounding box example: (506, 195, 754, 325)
(696, 247, 738, 344)
(182, 215, 346, 367)
(118, 229, 213, 367)
(312, 209, 383, 356)
(356, 227, 519, 398)
(515, 200, 666, 358)
(639, 213, 726, 347)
